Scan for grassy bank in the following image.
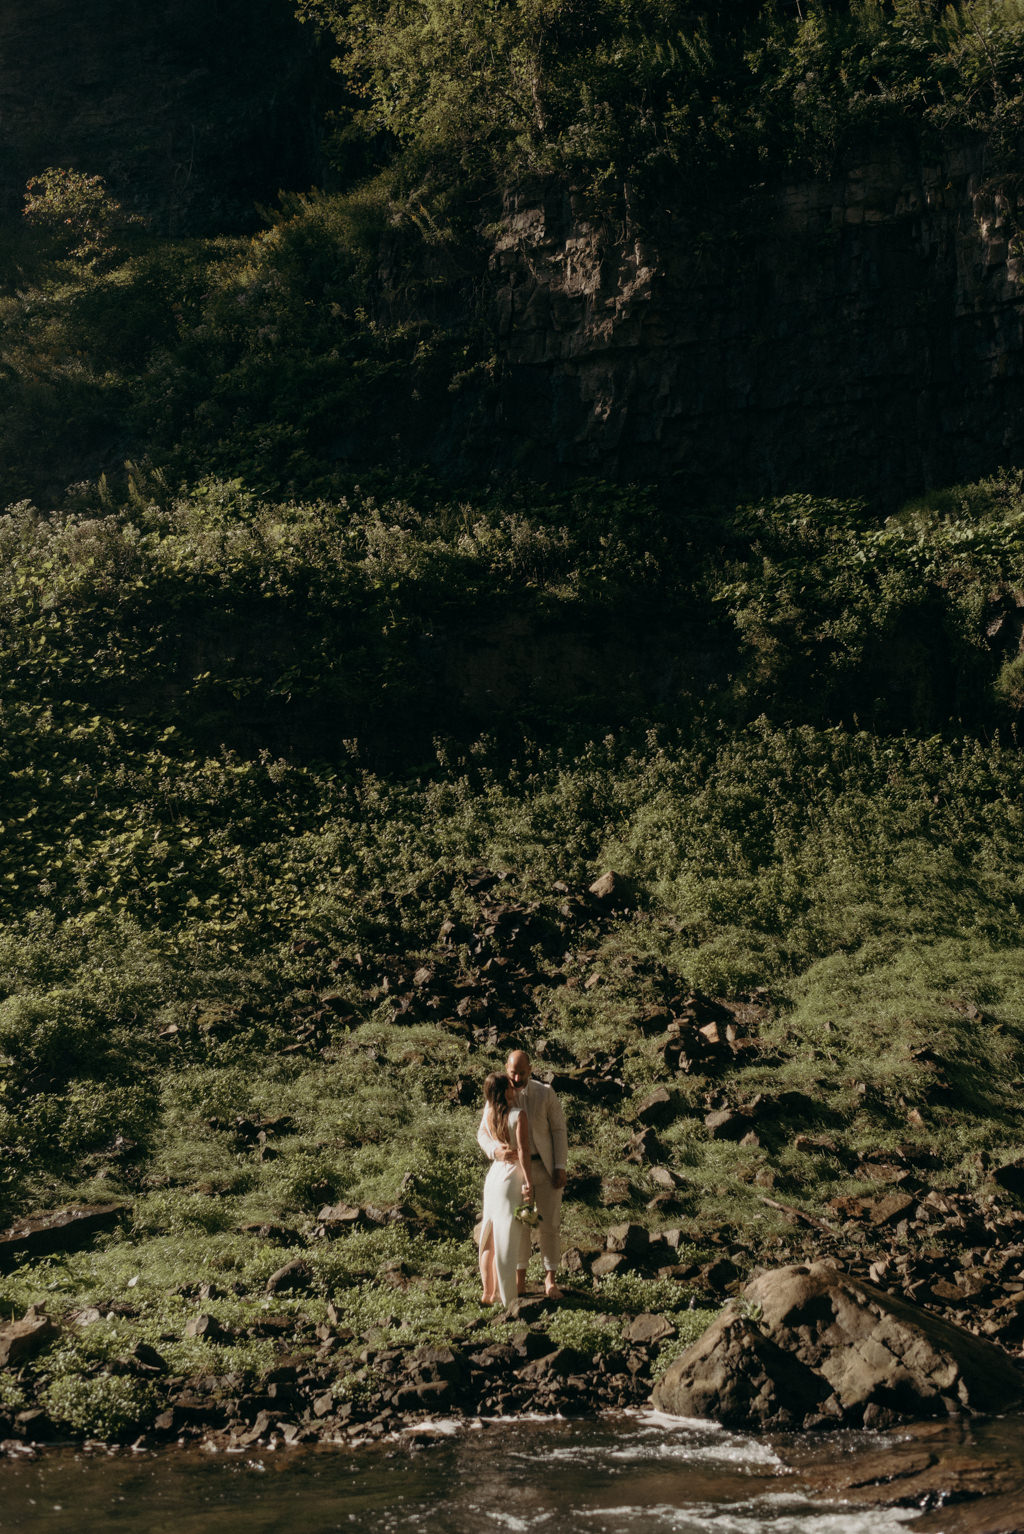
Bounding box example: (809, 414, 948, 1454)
(1, 472, 1024, 1439)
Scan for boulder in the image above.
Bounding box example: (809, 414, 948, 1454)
(265, 1258, 313, 1295)
(0, 1204, 126, 1270)
(599, 1176, 631, 1207)
(506, 1295, 555, 1322)
(701, 1256, 740, 1293)
(635, 1088, 675, 1128)
(520, 1346, 588, 1381)
(184, 1314, 230, 1341)
(407, 1345, 466, 1386)
(131, 1341, 168, 1373)
(992, 1158, 1024, 1198)
(605, 1222, 648, 1255)
(862, 1192, 916, 1228)
(652, 1311, 834, 1429)
(316, 1203, 363, 1228)
(392, 1379, 457, 1412)
(624, 1126, 667, 1165)
(623, 1312, 676, 1346)
(591, 1253, 626, 1277)
(587, 871, 635, 909)
(14, 1407, 57, 1441)
(653, 1262, 1024, 1430)
(0, 1307, 57, 1367)
(562, 1243, 602, 1274)
(238, 1221, 301, 1244)
(237, 1409, 273, 1445)
(749, 1262, 1024, 1418)
(704, 1108, 754, 1141)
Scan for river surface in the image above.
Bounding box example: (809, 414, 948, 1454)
(1, 1411, 1020, 1534)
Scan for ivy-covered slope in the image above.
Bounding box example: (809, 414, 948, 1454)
(3, 475, 1024, 1438)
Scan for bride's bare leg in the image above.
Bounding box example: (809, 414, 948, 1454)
(479, 1231, 497, 1303)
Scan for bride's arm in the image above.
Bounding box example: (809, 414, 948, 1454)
(515, 1111, 533, 1201)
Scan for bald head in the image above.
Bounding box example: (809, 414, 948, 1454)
(506, 1050, 531, 1088)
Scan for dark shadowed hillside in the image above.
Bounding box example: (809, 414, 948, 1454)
(0, 0, 326, 233)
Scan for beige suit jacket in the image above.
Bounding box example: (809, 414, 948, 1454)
(476, 1078, 567, 1177)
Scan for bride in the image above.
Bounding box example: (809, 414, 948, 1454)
(478, 1072, 533, 1306)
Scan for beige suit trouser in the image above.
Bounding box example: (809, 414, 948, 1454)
(516, 1159, 562, 1272)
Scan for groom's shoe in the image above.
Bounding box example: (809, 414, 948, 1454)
(516, 1271, 526, 1297)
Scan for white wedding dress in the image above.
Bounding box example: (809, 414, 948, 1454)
(480, 1106, 527, 1306)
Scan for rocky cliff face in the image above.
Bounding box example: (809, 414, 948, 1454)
(0, 0, 323, 233)
(484, 138, 1024, 503)
(3, 5, 1021, 504)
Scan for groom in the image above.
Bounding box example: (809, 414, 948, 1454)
(477, 1048, 568, 1300)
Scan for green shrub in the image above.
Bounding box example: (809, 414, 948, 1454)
(545, 1310, 623, 1355)
(22, 168, 143, 268)
(995, 652, 1024, 711)
(590, 1273, 705, 1316)
(0, 1375, 27, 1415)
(43, 1374, 157, 1440)
(134, 1191, 239, 1237)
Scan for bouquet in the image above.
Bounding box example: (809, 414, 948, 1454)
(514, 1201, 542, 1227)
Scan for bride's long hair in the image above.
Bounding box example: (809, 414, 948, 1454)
(484, 1072, 512, 1146)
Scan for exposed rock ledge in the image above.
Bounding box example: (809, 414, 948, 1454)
(780, 1417, 1024, 1534)
(480, 143, 1024, 503)
(652, 1261, 1024, 1431)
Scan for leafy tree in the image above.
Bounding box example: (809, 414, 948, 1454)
(294, 0, 1024, 199)
(23, 167, 144, 268)
(296, 0, 763, 194)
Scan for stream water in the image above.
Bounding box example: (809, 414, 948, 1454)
(1, 1411, 1020, 1534)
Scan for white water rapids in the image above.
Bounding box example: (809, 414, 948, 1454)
(0, 1410, 953, 1534)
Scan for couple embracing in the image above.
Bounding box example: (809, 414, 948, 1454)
(476, 1049, 568, 1306)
